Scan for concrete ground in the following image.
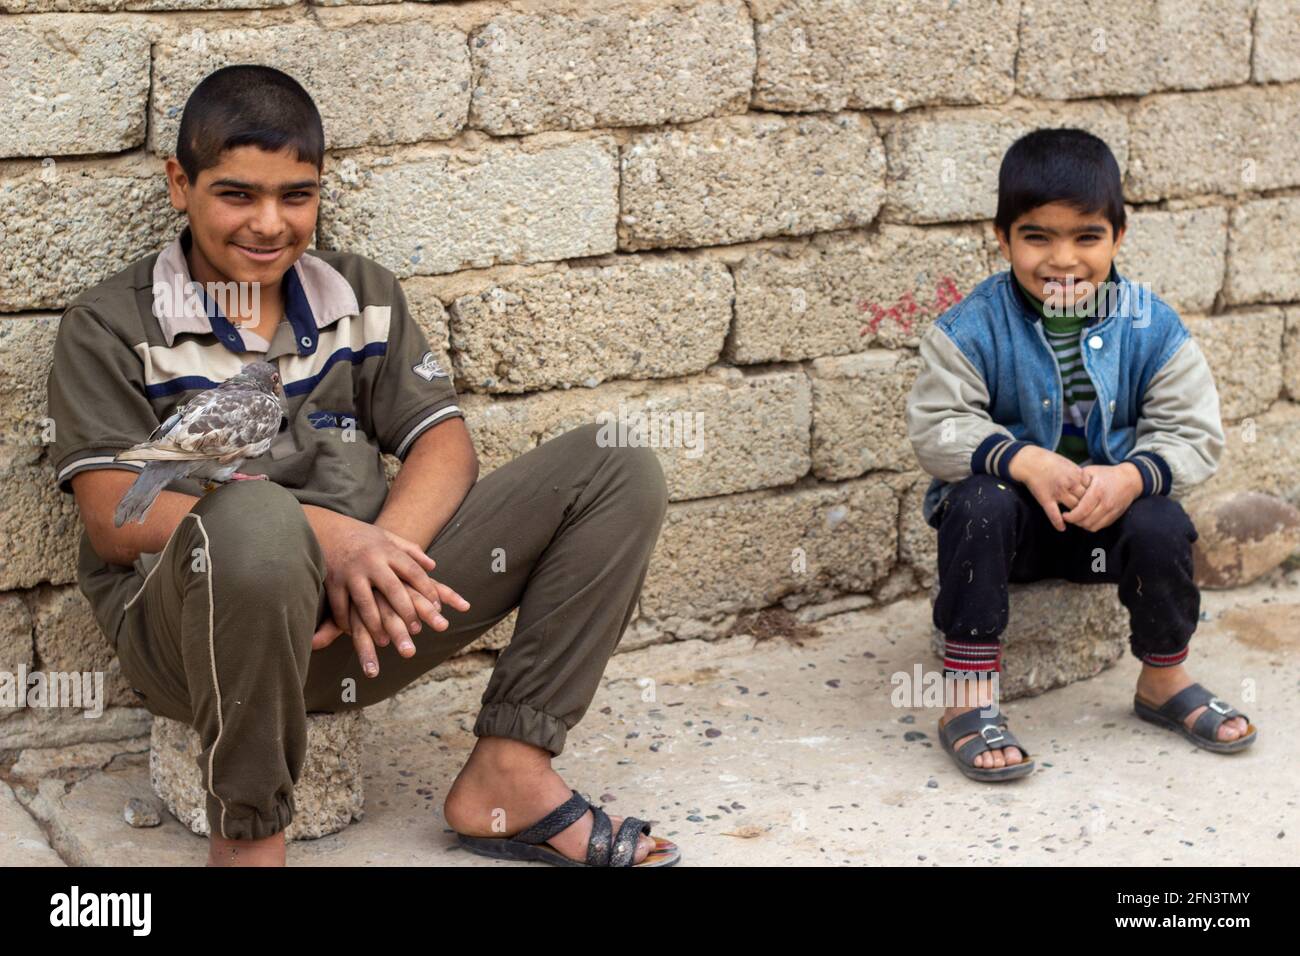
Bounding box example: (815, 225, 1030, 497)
(3, 565, 1297, 867)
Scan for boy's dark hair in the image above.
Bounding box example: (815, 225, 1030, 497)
(994, 128, 1126, 238)
(176, 65, 325, 185)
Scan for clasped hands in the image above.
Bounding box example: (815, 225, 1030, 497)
(1006, 445, 1145, 533)
(309, 512, 469, 678)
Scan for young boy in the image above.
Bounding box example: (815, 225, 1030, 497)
(905, 128, 1257, 782)
(45, 65, 679, 866)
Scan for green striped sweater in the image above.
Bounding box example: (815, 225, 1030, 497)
(1014, 279, 1101, 464)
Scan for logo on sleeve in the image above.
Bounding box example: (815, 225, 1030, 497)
(307, 410, 357, 429)
(412, 350, 448, 381)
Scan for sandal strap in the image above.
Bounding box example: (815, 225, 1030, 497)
(956, 726, 1026, 761)
(610, 816, 651, 867)
(1157, 683, 1248, 730)
(1156, 683, 1214, 721)
(1191, 701, 1246, 740)
(942, 707, 1031, 764)
(513, 790, 591, 846)
(586, 804, 613, 866)
(939, 707, 1006, 748)
(510, 790, 655, 866)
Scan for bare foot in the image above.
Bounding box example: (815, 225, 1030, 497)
(207, 831, 285, 866)
(1134, 663, 1249, 741)
(444, 737, 658, 865)
(938, 674, 1025, 770)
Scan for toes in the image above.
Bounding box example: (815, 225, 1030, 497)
(604, 816, 654, 865)
(1219, 716, 1247, 741)
(1186, 709, 1250, 741)
(1004, 746, 1023, 765)
(989, 748, 1006, 768)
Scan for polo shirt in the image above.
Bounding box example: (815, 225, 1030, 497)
(46, 223, 464, 529)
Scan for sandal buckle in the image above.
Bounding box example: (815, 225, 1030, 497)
(1207, 698, 1233, 716)
(980, 724, 1006, 746)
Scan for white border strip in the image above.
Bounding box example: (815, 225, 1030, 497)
(122, 513, 231, 838)
(57, 456, 144, 483)
(394, 405, 462, 459)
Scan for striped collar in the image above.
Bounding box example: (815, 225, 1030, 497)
(150, 224, 360, 358)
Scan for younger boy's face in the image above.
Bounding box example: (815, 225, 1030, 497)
(165, 144, 321, 300)
(995, 202, 1125, 312)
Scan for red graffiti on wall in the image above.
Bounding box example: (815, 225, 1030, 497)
(859, 276, 963, 338)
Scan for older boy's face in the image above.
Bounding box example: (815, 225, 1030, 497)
(995, 202, 1125, 312)
(166, 144, 320, 293)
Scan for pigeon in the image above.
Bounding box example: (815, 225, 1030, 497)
(112, 361, 287, 527)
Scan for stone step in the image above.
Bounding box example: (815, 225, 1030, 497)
(928, 580, 1128, 699)
(149, 711, 366, 842)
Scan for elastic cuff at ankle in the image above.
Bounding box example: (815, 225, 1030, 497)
(474, 701, 568, 757)
(1139, 646, 1189, 667)
(206, 793, 293, 841)
(943, 639, 1002, 675)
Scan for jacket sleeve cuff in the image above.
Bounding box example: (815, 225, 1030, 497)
(971, 433, 1030, 481)
(1124, 450, 1173, 496)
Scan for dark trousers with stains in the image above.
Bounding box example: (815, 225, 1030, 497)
(110, 423, 668, 841)
(930, 473, 1200, 675)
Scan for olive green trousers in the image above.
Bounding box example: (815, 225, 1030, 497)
(110, 423, 668, 841)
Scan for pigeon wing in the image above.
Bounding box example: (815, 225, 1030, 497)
(144, 401, 187, 444)
(118, 388, 282, 463)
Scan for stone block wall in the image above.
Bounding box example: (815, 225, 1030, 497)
(2, 0, 1297, 746)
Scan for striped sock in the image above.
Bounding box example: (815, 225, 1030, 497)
(943, 639, 1001, 675)
(1141, 647, 1189, 668)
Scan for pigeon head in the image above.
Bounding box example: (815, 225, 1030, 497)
(226, 361, 286, 403)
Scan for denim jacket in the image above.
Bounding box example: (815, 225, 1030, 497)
(906, 267, 1225, 528)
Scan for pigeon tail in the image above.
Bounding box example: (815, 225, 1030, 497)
(113, 460, 195, 528)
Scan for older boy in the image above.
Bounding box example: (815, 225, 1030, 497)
(906, 129, 1257, 782)
(46, 65, 679, 865)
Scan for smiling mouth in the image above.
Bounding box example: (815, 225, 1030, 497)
(234, 243, 284, 256)
(1041, 277, 1092, 293)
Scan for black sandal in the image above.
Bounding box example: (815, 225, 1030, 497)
(938, 707, 1036, 782)
(456, 790, 681, 867)
(1134, 683, 1258, 753)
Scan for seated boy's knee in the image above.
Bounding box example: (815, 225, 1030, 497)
(572, 421, 669, 520)
(942, 474, 1021, 525)
(195, 480, 307, 533)
(1123, 495, 1196, 545)
(190, 483, 323, 576)
(615, 443, 668, 520)
(608, 439, 670, 522)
